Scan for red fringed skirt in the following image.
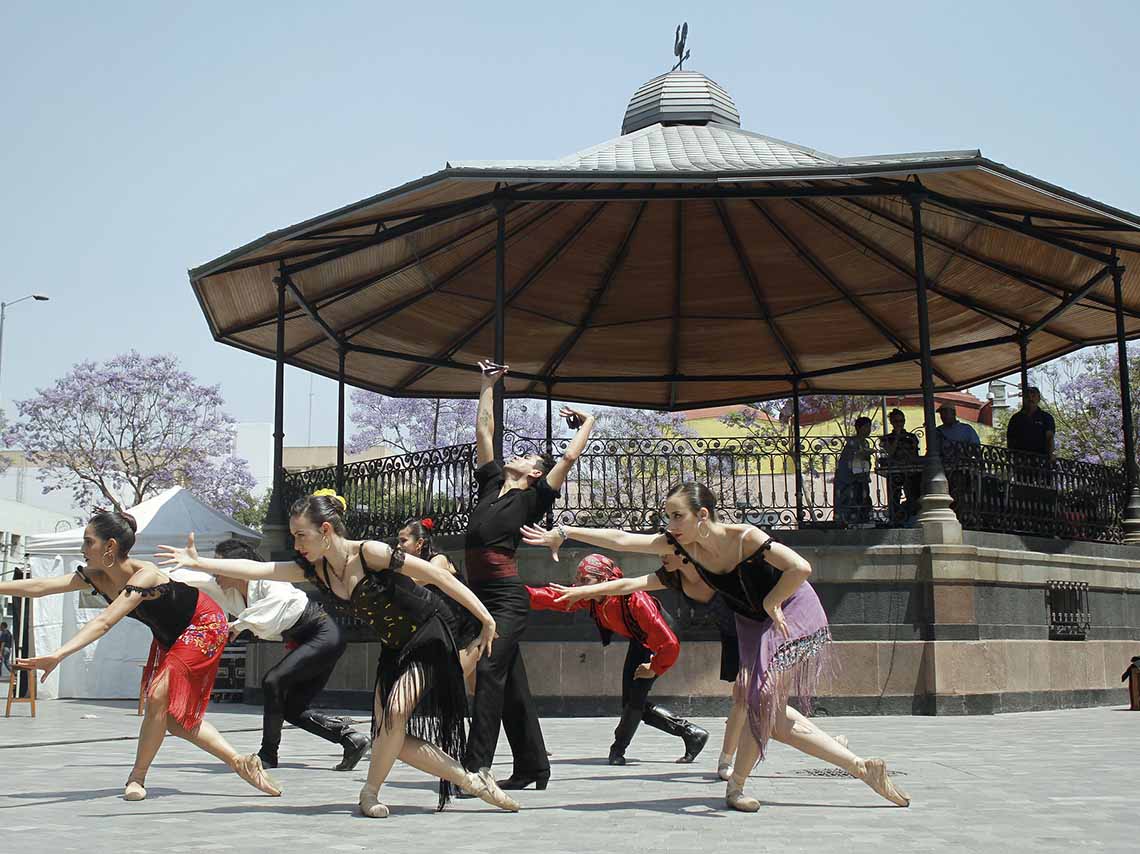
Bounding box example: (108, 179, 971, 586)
(141, 590, 228, 731)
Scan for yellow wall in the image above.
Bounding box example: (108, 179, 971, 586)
(685, 405, 998, 451)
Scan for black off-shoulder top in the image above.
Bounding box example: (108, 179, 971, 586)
(299, 543, 447, 649)
(75, 566, 199, 648)
(655, 529, 781, 620)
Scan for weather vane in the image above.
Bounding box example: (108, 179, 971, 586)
(672, 22, 690, 71)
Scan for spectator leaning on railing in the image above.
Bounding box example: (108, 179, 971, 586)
(937, 404, 980, 446)
(1006, 387, 1056, 461)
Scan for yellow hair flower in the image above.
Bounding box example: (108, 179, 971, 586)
(312, 488, 348, 512)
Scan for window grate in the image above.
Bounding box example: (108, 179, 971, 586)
(1046, 580, 1090, 641)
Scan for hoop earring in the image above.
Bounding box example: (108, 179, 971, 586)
(698, 519, 711, 539)
(103, 550, 115, 568)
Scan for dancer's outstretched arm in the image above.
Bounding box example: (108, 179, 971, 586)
(521, 524, 671, 562)
(0, 572, 88, 599)
(16, 565, 158, 681)
(157, 533, 306, 582)
(550, 572, 666, 605)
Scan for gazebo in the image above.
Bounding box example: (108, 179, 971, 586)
(189, 48, 1140, 716)
(189, 59, 1140, 548)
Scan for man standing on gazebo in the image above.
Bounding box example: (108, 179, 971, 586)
(462, 361, 596, 792)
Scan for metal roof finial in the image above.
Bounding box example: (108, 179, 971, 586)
(672, 22, 690, 71)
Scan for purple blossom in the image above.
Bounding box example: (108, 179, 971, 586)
(1038, 346, 1137, 467)
(5, 351, 257, 514)
(349, 391, 690, 453)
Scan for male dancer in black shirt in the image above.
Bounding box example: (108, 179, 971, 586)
(462, 360, 596, 791)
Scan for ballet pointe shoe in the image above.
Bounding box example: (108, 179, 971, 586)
(233, 753, 282, 796)
(717, 752, 734, 782)
(725, 779, 760, 812)
(857, 758, 910, 807)
(359, 786, 390, 818)
(123, 778, 147, 801)
(460, 768, 521, 812)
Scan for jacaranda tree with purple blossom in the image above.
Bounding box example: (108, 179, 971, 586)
(6, 351, 257, 516)
(1032, 346, 1139, 467)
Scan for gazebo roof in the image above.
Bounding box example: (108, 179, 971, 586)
(189, 70, 1140, 411)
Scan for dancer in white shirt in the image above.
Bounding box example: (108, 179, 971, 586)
(209, 538, 369, 771)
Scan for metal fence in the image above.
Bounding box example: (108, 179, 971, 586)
(281, 432, 1127, 543)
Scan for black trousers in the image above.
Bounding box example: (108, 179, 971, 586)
(261, 602, 346, 752)
(463, 576, 548, 775)
(621, 638, 656, 711)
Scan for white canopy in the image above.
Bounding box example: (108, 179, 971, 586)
(24, 487, 260, 699)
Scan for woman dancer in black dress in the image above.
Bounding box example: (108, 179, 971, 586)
(205, 538, 370, 771)
(4, 510, 279, 801)
(397, 518, 482, 688)
(159, 493, 519, 818)
(527, 482, 909, 812)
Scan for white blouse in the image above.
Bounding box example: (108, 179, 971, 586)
(174, 569, 309, 642)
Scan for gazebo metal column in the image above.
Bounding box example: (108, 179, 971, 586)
(1112, 258, 1140, 542)
(910, 194, 961, 542)
(1018, 332, 1030, 400)
(492, 199, 507, 460)
(791, 379, 805, 525)
(263, 267, 289, 554)
(336, 346, 347, 496)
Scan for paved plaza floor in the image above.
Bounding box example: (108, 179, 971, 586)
(0, 699, 1134, 853)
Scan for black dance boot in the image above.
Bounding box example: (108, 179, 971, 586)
(608, 705, 644, 765)
(258, 711, 284, 769)
(295, 712, 371, 771)
(641, 703, 710, 763)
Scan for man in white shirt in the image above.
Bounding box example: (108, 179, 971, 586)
(937, 404, 981, 446)
(208, 539, 369, 771)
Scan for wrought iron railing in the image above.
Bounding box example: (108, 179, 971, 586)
(282, 441, 478, 541)
(280, 432, 1126, 543)
(943, 441, 1126, 542)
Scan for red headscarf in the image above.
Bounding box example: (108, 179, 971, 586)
(575, 553, 623, 585)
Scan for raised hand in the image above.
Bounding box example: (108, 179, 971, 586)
(156, 533, 201, 570)
(478, 359, 509, 381)
(521, 524, 562, 562)
(16, 653, 61, 683)
(475, 618, 497, 660)
(550, 582, 603, 604)
(634, 661, 656, 679)
(763, 594, 791, 639)
(559, 405, 592, 430)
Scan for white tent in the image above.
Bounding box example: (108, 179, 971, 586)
(24, 487, 260, 699)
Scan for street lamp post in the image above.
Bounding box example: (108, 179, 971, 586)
(0, 294, 50, 408)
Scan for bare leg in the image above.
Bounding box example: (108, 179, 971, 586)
(460, 645, 479, 696)
(165, 716, 239, 765)
(358, 668, 518, 816)
(769, 701, 909, 807)
(124, 674, 172, 799)
(718, 683, 747, 780)
(782, 704, 848, 750)
(725, 726, 762, 812)
(166, 715, 281, 796)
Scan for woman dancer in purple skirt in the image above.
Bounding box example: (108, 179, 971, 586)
(523, 481, 909, 812)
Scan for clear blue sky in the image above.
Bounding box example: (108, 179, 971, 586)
(3, 1, 1138, 445)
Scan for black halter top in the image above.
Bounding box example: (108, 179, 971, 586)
(299, 543, 446, 649)
(656, 529, 781, 621)
(75, 566, 200, 648)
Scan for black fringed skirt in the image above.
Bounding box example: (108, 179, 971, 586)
(373, 613, 468, 810)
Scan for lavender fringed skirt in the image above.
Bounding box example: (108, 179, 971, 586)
(735, 582, 831, 760)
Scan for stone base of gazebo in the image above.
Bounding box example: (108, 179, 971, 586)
(244, 531, 1139, 716)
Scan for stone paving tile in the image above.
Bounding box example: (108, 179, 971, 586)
(0, 701, 1134, 853)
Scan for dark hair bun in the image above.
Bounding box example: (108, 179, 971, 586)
(120, 512, 139, 533)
